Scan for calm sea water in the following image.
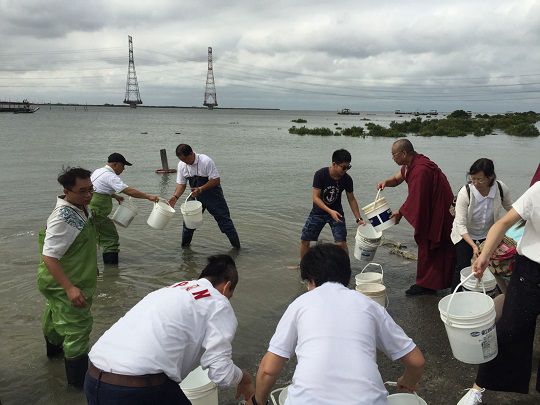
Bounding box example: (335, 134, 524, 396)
(0, 107, 539, 404)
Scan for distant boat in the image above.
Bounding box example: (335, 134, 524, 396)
(0, 99, 39, 113)
(337, 108, 360, 115)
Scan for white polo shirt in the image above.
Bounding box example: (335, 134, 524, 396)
(269, 282, 415, 405)
(91, 165, 128, 195)
(514, 182, 540, 263)
(42, 197, 89, 259)
(176, 153, 220, 185)
(89, 278, 243, 387)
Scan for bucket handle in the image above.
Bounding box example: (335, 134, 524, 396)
(374, 188, 382, 203)
(184, 192, 197, 205)
(384, 381, 423, 404)
(270, 387, 286, 405)
(360, 262, 384, 284)
(445, 271, 487, 326)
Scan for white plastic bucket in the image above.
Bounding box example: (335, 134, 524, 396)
(356, 282, 387, 307)
(180, 366, 218, 405)
(180, 194, 203, 229)
(147, 200, 175, 230)
(387, 393, 427, 405)
(438, 272, 497, 364)
(111, 198, 138, 228)
(354, 225, 382, 262)
(460, 267, 497, 295)
(362, 190, 394, 232)
(355, 262, 384, 286)
(270, 386, 288, 405)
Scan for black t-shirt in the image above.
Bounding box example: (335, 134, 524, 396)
(311, 167, 353, 215)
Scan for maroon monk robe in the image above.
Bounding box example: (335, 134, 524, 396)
(400, 154, 455, 290)
(531, 163, 540, 186)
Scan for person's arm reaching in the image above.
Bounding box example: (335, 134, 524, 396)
(472, 208, 521, 279)
(397, 346, 425, 392)
(248, 352, 287, 405)
(168, 183, 187, 207)
(312, 188, 342, 222)
(346, 191, 364, 225)
(191, 178, 220, 198)
(121, 187, 159, 202)
(377, 170, 404, 190)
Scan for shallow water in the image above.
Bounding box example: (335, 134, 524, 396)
(0, 107, 539, 404)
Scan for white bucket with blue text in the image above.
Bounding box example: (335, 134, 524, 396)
(354, 225, 382, 262)
(362, 191, 394, 232)
(438, 273, 497, 364)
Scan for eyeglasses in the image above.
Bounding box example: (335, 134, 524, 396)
(68, 187, 94, 196)
(468, 176, 486, 184)
(338, 164, 352, 170)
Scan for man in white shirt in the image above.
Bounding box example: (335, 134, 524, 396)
(168, 144, 241, 248)
(89, 153, 159, 265)
(84, 254, 254, 405)
(38, 167, 97, 387)
(249, 244, 425, 405)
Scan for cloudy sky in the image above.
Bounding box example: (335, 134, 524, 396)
(1, 0, 539, 111)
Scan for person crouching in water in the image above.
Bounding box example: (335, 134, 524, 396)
(248, 244, 425, 405)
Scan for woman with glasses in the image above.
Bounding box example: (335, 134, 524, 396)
(450, 158, 513, 291)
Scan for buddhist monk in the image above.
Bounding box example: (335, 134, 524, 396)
(377, 139, 455, 295)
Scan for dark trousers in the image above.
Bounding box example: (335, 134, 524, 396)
(450, 238, 485, 290)
(84, 373, 191, 405)
(476, 254, 540, 394)
(182, 188, 239, 247)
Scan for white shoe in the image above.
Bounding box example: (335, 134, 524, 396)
(457, 388, 485, 405)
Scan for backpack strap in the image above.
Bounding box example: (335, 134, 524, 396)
(496, 180, 504, 201)
(466, 184, 470, 201)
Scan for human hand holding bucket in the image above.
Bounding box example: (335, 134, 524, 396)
(362, 189, 395, 232)
(384, 381, 426, 405)
(180, 193, 204, 230)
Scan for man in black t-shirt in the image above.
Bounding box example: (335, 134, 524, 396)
(300, 149, 364, 259)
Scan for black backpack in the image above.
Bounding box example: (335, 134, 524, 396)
(450, 180, 503, 217)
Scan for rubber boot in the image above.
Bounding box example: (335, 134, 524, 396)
(64, 354, 88, 388)
(227, 231, 241, 249)
(45, 338, 63, 358)
(103, 252, 118, 265)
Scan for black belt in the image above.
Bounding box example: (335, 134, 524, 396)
(88, 362, 169, 388)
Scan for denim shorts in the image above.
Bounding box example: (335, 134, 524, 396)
(301, 212, 347, 242)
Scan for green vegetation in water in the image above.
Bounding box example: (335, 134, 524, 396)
(288, 126, 338, 136)
(291, 118, 307, 123)
(288, 110, 540, 138)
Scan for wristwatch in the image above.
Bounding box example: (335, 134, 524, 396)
(356, 218, 362, 224)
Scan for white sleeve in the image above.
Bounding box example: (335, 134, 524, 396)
(42, 215, 81, 259)
(268, 303, 298, 359)
(109, 174, 128, 193)
(200, 302, 243, 388)
(206, 158, 220, 180)
(176, 162, 187, 185)
(453, 186, 469, 237)
(375, 310, 416, 361)
(513, 184, 536, 221)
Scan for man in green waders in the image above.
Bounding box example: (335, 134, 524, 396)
(89, 153, 159, 265)
(37, 167, 97, 387)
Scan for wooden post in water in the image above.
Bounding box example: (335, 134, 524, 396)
(155, 149, 177, 174)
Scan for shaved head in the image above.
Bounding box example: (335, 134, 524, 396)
(392, 139, 414, 154)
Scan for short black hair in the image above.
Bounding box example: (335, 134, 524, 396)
(469, 158, 496, 186)
(300, 243, 351, 287)
(57, 167, 92, 189)
(332, 149, 351, 165)
(198, 254, 238, 290)
(175, 143, 193, 158)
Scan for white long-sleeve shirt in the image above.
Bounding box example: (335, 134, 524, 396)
(89, 278, 243, 387)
